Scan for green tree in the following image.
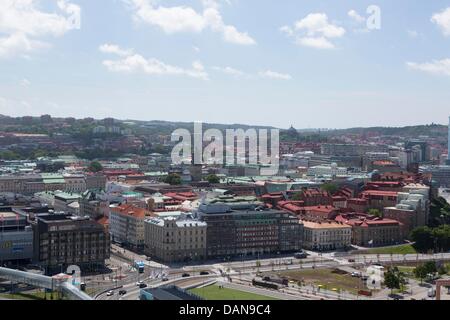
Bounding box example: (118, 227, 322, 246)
(410, 226, 434, 252)
(205, 174, 220, 184)
(163, 173, 182, 185)
(367, 208, 382, 218)
(410, 225, 450, 253)
(414, 265, 428, 284)
(292, 192, 303, 201)
(423, 261, 437, 275)
(88, 161, 103, 173)
(320, 183, 338, 195)
(384, 267, 406, 294)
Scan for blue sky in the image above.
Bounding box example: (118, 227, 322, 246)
(0, 0, 450, 129)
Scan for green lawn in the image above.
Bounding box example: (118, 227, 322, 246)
(189, 285, 278, 301)
(357, 244, 417, 255)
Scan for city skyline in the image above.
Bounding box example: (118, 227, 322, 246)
(1, 0, 450, 129)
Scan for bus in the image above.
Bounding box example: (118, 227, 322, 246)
(134, 261, 145, 274)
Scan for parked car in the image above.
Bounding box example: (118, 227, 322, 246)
(200, 271, 209, 275)
(182, 273, 190, 278)
(294, 251, 308, 259)
(428, 288, 436, 298)
(162, 277, 169, 282)
(348, 259, 356, 263)
(139, 283, 147, 289)
(136, 281, 144, 286)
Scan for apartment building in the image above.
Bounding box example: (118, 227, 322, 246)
(63, 174, 86, 193)
(144, 217, 207, 263)
(294, 188, 333, 206)
(79, 190, 109, 219)
(302, 219, 352, 251)
(31, 213, 110, 273)
(110, 204, 150, 249)
(0, 208, 33, 263)
(0, 173, 104, 195)
(54, 192, 81, 215)
(85, 173, 107, 190)
(197, 201, 303, 258)
(321, 143, 388, 157)
(336, 213, 403, 247)
(360, 190, 399, 210)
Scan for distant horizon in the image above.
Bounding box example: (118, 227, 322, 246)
(1, 112, 448, 131)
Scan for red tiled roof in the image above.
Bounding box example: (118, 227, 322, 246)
(361, 190, 398, 197)
(111, 204, 149, 218)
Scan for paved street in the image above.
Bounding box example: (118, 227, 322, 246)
(88, 245, 450, 301)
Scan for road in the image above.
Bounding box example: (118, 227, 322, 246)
(92, 245, 450, 301)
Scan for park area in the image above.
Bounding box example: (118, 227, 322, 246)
(276, 268, 366, 294)
(189, 284, 278, 301)
(356, 244, 417, 255)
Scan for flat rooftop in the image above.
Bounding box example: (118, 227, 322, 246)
(0, 211, 17, 219)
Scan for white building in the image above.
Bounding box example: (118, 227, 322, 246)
(302, 220, 352, 251)
(307, 163, 348, 178)
(109, 204, 149, 249)
(63, 174, 87, 193)
(144, 216, 207, 263)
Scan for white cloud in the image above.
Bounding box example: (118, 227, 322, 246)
(20, 78, 31, 87)
(0, 0, 80, 58)
(295, 13, 345, 38)
(281, 13, 345, 49)
(279, 25, 293, 36)
(99, 44, 134, 57)
(295, 37, 334, 49)
(0, 33, 47, 58)
(432, 7, 450, 36)
(126, 0, 256, 45)
(406, 59, 450, 76)
(212, 66, 291, 80)
(407, 30, 420, 38)
(212, 66, 247, 77)
(258, 70, 292, 80)
(100, 44, 209, 80)
(348, 10, 365, 23)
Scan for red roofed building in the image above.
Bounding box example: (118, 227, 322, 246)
(277, 200, 305, 215)
(347, 198, 368, 213)
(95, 216, 109, 233)
(365, 181, 404, 192)
(371, 160, 402, 173)
(109, 204, 151, 249)
(293, 188, 332, 206)
(164, 192, 198, 202)
(360, 190, 398, 210)
(301, 206, 340, 220)
(332, 196, 347, 209)
(335, 213, 403, 247)
(261, 193, 285, 207)
(335, 187, 354, 199)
